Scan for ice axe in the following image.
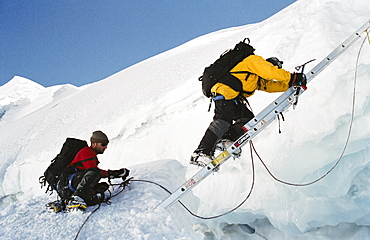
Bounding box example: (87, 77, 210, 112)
(292, 59, 315, 109)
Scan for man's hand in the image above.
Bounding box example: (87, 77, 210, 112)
(108, 168, 130, 180)
(290, 73, 307, 87)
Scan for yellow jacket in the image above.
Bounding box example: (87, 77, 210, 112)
(211, 55, 291, 100)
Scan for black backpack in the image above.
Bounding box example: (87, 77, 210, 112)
(199, 38, 255, 98)
(39, 138, 88, 194)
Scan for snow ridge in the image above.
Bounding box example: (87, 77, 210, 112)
(1, 0, 370, 239)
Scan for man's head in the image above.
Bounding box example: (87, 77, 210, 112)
(90, 130, 109, 154)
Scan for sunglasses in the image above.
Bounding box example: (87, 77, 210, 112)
(100, 143, 108, 147)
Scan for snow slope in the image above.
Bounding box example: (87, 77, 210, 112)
(1, 0, 370, 239)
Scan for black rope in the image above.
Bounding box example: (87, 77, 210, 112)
(73, 179, 131, 240)
(74, 202, 101, 240)
(130, 179, 172, 194)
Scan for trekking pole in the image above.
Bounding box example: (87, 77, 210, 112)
(292, 59, 315, 109)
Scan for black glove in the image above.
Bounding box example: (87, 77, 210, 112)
(108, 168, 130, 180)
(289, 73, 307, 87)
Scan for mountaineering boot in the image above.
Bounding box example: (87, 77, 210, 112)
(190, 152, 213, 167)
(215, 139, 242, 158)
(84, 182, 109, 206)
(190, 128, 218, 167)
(189, 152, 220, 172)
(66, 195, 87, 212)
(86, 191, 105, 206)
(46, 200, 65, 213)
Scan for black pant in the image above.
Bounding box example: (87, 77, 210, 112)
(215, 98, 254, 141)
(57, 167, 108, 205)
(195, 98, 254, 156)
(71, 168, 102, 200)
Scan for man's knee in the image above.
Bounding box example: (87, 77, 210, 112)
(208, 119, 230, 139)
(85, 168, 102, 178)
(73, 168, 101, 191)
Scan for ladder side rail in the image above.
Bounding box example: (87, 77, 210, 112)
(306, 19, 370, 84)
(158, 165, 216, 208)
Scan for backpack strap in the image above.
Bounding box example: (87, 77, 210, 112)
(230, 71, 251, 80)
(230, 70, 250, 74)
(230, 71, 252, 95)
(71, 157, 96, 167)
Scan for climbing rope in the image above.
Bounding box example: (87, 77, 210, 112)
(73, 178, 131, 240)
(73, 202, 101, 240)
(73, 34, 369, 239)
(252, 35, 367, 187)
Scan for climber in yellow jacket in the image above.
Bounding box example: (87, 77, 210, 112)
(212, 55, 292, 99)
(190, 55, 306, 167)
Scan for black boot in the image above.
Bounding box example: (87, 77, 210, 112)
(196, 119, 230, 155)
(191, 119, 230, 166)
(190, 129, 218, 166)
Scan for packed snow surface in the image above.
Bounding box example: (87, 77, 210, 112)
(1, 0, 370, 239)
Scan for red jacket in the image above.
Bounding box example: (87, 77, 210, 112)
(69, 146, 108, 178)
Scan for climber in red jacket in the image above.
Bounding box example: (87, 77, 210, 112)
(66, 131, 130, 211)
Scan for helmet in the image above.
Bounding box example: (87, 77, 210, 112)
(266, 57, 283, 69)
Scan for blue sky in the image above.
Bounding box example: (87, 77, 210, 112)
(0, 0, 297, 87)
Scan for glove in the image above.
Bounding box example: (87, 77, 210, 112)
(108, 168, 130, 180)
(289, 73, 307, 87)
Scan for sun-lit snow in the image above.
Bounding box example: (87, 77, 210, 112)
(1, 0, 370, 239)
